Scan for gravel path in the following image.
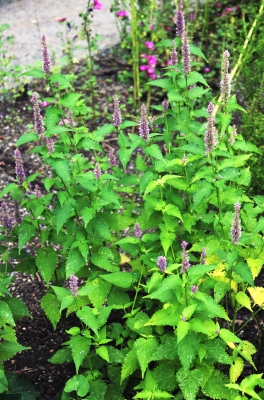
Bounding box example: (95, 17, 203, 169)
(0, 0, 120, 67)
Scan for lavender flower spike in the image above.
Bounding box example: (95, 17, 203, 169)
(176, 0, 185, 39)
(94, 163, 101, 180)
(32, 92, 45, 138)
(204, 102, 218, 156)
(108, 147, 117, 167)
(170, 40, 178, 66)
(200, 247, 206, 264)
(113, 95, 122, 128)
(1, 202, 12, 231)
(139, 103, 150, 141)
(157, 256, 167, 272)
(45, 137, 55, 155)
(69, 274, 79, 297)
(134, 222, 143, 238)
(231, 202, 241, 245)
(182, 31, 191, 76)
(181, 241, 191, 273)
(41, 34, 51, 77)
(14, 149, 26, 185)
(220, 50, 231, 105)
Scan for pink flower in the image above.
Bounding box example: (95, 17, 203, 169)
(165, 27, 172, 31)
(148, 73, 156, 80)
(146, 55, 157, 67)
(147, 66, 155, 74)
(140, 65, 148, 71)
(145, 41, 155, 50)
(41, 101, 50, 107)
(189, 13, 194, 19)
(56, 17, 67, 23)
(149, 24, 154, 30)
(217, 2, 222, 7)
(205, 67, 210, 73)
(93, 0, 102, 10)
(116, 10, 128, 17)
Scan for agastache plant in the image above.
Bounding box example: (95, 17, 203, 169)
(32, 92, 45, 138)
(69, 274, 79, 297)
(157, 256, 167, 272)
(182, 31, 191, 76)
(1, 202, 12, 231)
(41, 34, 51, 78)
(113, 95, 122, 128)
(139, 103, 150, 141)
(181, 241, 191, 273)
(176, 0, 185, 39)
(231, 202, 242, 245)
(14, 149, 26, 185)
(220, 49, 231, 105)
(204, 102, 218, 156)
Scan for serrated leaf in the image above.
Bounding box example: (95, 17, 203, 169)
(96, 345, 109, 362)
(64, 374, 89, 397)
(235, 292, 252, 311)
(88, 279, 112, 308)
(89, 379, 107, 400)
(94, 124, 115, 141)
(40, 293, 60, 329)
(91, 247, 118, 273)
(160, 231, 175, 255)
(50, 73, 73, 90)
(0, 342, 29, 362)
(120, 120, 138, 129)
(77, 306, 98, 336)
(152, 363, 177, 391)
(81, 208, 96, 227)
(100, 272, 133, 288)
(134, 337, 158, 378)
(16, 132, 38, 145)
(218, 154, 251, 170)
(144, 144, 163, 160)
(146, 78, 174, 90)
(21, 69, 45, 78)
(177, 368, 204, 400)
(220, 328, 241, 343)
(49, 347, 73, 364)
(4, 297, 31, 320)
(51, 159, 71, 185)
(247, 287, 264, 308)
(233, 262, 254, 286)
(177, 321, 190, 343)
(202, 369, 230, 399)
(66, 247, 86, 278)
(69, 335, 91, 373)
(0, 301, 15, 326)
(18, 222, 36, 253)
(121, 348, 139, 382)
(230, 357, 244, 383)
(59, 92, 81, 108)
(189, 86, 209, 100)
(163, 204, 182, 220)
(177, 333, 199, 369)
(189, 44, 208, 62)
(192, 181, 213, 210)
(178, 71, 209, 88)
(36, 247, 58, 284)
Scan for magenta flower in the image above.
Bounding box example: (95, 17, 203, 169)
(56, 17, 67, 23)
(93, 0, 102, 10)
(41, 101, 50, 107)
(116, 10, 128, 17)
(145, 41, 155, 50)
(147, 66, 155, 75)
(140, 65, 148, 71)
(217, 2, 222, 7)
(189, 13, 194, 20)
(146, 55, 157, 67)
(149, 24, 154, 30)
(149, 73, 156, 80)
(165, 27, 172, 31)
(205, 67, 210, 73)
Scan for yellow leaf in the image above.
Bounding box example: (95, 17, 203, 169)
(120, 253, 131, 265)
(230, 357, 244, 383)
(248, 287, 264, 308)
(235, 291, 252, 311)
(247, 258, 263, 280)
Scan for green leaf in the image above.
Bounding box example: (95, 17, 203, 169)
(5, 372, 37, 400)
(94, 124, 115, 142)
(192, 181, 213, 210)
(195, 292, 229, 320)
(45, 106, 61, 129)
(0, 342, 29, 362)
(189, 86, 209, 100)
(89, 379, 107, 400)
(49, 347, 73, 364)
(88, 279, 112, 308)
(233, 262, 254, 286)
(145, 305, 180, 327)
(220, 328, 241, 343)
(0, 301, 15, 326)
(16, 132, 38, 145)
(50, 73, 73, 90)
(100, 272, 133, 288)
(4, 297, 31, 320)
(144, 144, 163, 160)
(59, 92, 81, 109)
(55, 199, 74, 233)
(189, 44, 208, 62)
(202, 369, 230, 399)
(64, 374, 89, 397)
(40, 293, 60, 329)
(134, 337, 159, 378)
(176, 368, 204, 400)
(36, 247, 58, 284)
(69, 335, 91, 373)
(96, 345, 109, 362)
(152, 363, 177, 392)
(178, 71, 209, 88)
(51, 159, 71, 185)
(146, 78, 174, 90)
(77, 306, 99, 336)
(120, 120, 138, 129)
(121, 348, 139, 382)
(227, 95, 247, 113)
(18, 222, 36, 254)
(163, 204, 182, 220)
(218, 154, 251, 170)
(160, 231, 175, 255)
(66, 247, 86, 278)
(177, 321, 190, 343)
(81, 208, 96, 227)
(91, 247, 119, 273)
(21, 69, 45, 78)
(144, 275, 182, 303)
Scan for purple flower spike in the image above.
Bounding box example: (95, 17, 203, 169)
(32, 92, 45, 138)
(14, 201, 22, 225)
(204, 102, 218, 156)
(14, 149, 26, 185)
(108, 147, 117, 167)
(139, 103, 150, 141)
(181, 241, 191, 273)
(34, 184, 41, 198)
(182, 31, 191, 76)
(176, 0, 185, 39)
(134, 222, 143, 238)
(162, 99, 169, 112)
(170, 40, 178, 66)
(231, 202, 241, 245)
(1, 202, 12, 231)
(94, 163, 101, 180)
(220, 50, 231, 105)
(69, 274, 79, 297)
(45, 137, 55, 155)
(157, 256, 167, 272)
(41, 35, 51, 78)
(191, 285, 198, 294)
(113, 95, 122, 128)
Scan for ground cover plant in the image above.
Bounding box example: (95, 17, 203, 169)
(0, 0, 264, 399)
